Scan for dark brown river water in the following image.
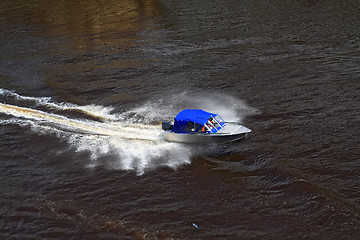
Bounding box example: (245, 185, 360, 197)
(1, 0, 360, 239)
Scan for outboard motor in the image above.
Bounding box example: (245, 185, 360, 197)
(162, 121, 173, 131)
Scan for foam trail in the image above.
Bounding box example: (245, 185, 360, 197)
(0, 88, 119, 121)
(0, 103, 160, 141)
(0, 103, 191, 175)
(0, 90, 194, 174)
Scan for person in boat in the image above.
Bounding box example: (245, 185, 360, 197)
(209, 118, 214, 126)
(207, 118, 216, 129)
(198, 118, 216, 133)
(209, 117, 219, 128)
(200, 122, 210, 132)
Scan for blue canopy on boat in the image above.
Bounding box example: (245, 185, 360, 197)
(172, 109, 217, 133)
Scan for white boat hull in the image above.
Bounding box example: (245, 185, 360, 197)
(162, 122, 251, 144)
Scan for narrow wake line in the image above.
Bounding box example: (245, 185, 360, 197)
(0, 103, 163, 142)
(0, 88, 119, 121)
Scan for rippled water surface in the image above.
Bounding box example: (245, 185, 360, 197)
(1, 0, 360, 239)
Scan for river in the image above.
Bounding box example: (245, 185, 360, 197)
(1, 0, 360, 239)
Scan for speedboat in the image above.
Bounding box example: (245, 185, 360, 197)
(162, 109, 251, 144)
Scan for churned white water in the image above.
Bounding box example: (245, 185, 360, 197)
(0, 89, 255, 174)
